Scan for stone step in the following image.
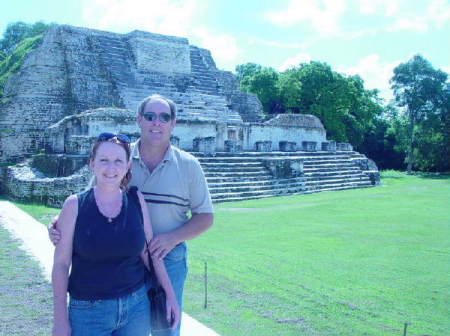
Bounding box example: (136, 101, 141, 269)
(303, 166, 361, 173)
(304, 173, 369, 181)
(203, 166, 265, 173)
(305, 176, 370, 186)
(212, 183, 374, 203)
(305, 180, 372, 191)
(211, 194, 277, 203)
(201, 162, 264, 168)
(206, 175, 273, 183)
(303, 159, 354, 165)
(211, 185, 307, 200)
(193, 151, 358, 158)
(204, 171, 271, 179)
(209, 181, 305, 195)
(207, 176, 305, 189)
(303, 164, 360, 171)
(303, 170, 367, 177)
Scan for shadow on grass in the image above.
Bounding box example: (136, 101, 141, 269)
(381, 170, 450, 180)
(415, 172, 450, 180)
(380, 170, 408, 179)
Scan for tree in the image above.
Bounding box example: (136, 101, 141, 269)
(235, 62, 262, 83)
(358, 103, 406, 170)
(277, 62, 383, 147)
(240, 67, 280, 113)
(0, 21, 54, 54)
(391, 55, 449, 173)
(0, 22, 30, 53)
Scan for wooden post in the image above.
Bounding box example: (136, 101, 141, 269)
(204, 261, 208, 309)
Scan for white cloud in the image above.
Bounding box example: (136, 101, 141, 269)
(81, 0, 201, 37)
(427, 0, 450, 28)
(248, 38, 309, 49)
(386, 0, 450, 33)
(387, 17, 428, 32)
(191, 27, 240, 70)
(278, 53, 312, 71)
(339, 54, 401, 101)
(265, 0, 347, 34)
(358, 0, 400, 16)
(442, 66, 450, 75)
(80, 0, 240, 71)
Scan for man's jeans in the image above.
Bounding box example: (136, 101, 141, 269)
(153, 242, 188, 336)
(69, 284, 150, 336)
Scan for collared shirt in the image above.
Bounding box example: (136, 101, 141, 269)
(129, 140, 213, 235)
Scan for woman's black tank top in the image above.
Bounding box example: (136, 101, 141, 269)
(68, 186, 147, 300)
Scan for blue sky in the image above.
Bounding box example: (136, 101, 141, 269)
(1, 0, 449, 101)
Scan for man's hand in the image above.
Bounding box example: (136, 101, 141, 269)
(149, 233, 179, 260)
(47, 217, 62, 246)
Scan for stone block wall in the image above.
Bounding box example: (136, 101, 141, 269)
(128, 34, 191, 74)
(4, 162, 91, 207)
(193, 137, 216, 153)
(0, 25, 123, 163)
(262, 158, 304, 178)
(243, 124, 325, 151)
(32, 154, 88, 177)
(174, 120, 217, 150)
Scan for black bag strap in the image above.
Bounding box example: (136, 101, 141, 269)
(127, 186, 160, 286)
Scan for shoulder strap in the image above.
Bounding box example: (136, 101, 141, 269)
(127, 187, 157, 282)
(127, 186, 143, 222)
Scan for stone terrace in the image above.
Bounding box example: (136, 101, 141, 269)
(193, 150, 375, 202)
(2, 149, 377, 207)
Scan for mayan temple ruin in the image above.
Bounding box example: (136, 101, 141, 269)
(0, 25, 379, 206)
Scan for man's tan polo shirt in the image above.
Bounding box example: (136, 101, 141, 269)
(129, 141, 213, 235)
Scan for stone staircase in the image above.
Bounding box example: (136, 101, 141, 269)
(88, 34, 242, 123)
(188, 46, 220, 95)
(193, 151, 374, 203)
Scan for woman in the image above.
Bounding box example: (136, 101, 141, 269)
(52, 132, 180, 336)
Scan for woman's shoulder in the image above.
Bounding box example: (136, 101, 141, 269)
(60, 194, 79, 221)
(63, 194, 78, 208)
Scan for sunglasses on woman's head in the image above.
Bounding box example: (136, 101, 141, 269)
(142, 111, 172, 123)
(97, 132, 131, 143)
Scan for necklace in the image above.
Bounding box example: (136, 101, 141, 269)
(93, 188, 123, 223)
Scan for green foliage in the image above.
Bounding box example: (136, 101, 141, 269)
(0, 21, 54, 97)
(0, 35, 43, 97)
(237, 61, 384, 147)
(236, 56, 449, 172)
(235, 62, 263, 83)
(240, 67, 281, 113)
(0, 21, 53, 54)
(391, 54, 449, 172)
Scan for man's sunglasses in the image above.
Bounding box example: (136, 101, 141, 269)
(97, 132, 131, 143)
(142, 111, 172, 123)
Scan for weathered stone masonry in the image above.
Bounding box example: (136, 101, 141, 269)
(0, 25, 379, 205)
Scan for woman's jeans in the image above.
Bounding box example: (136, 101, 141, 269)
(69, 284, 150, 336)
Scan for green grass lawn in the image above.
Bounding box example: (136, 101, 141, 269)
(184, 171, 450, 336)
(10, 199, 60, 226)
(5, 171, 450, 335)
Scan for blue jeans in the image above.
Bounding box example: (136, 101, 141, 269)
(152, 242, 188, 336)
(69, 284, 150, 336)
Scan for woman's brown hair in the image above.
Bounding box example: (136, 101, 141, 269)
(90, 136, 132, 190)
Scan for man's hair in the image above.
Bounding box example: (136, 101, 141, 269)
(137, 94, 177, 119)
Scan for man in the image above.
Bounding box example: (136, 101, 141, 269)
(50, 94, 214, 336)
